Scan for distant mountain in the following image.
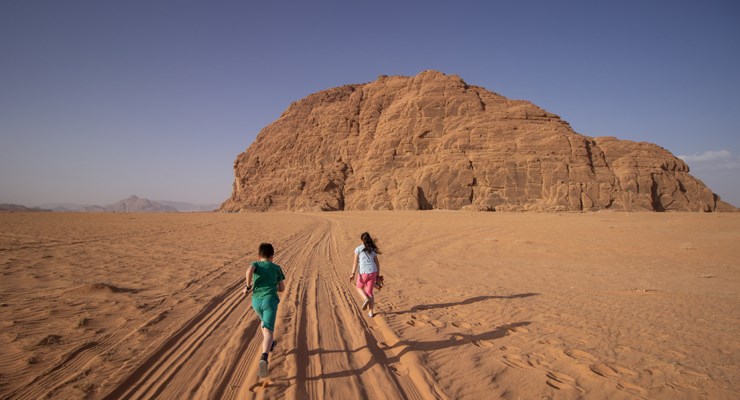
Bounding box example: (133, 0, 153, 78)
(155, 200, 219, 212)
(0, 203, 52, 212)
(38, 197, 219, 212)
(41, 202, 93, 212)
(107, 196, 178, 213)
(42, 196, 177, 213)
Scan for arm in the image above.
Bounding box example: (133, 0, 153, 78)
(245, 263, 255, 290)
(278, 280, 285, 292)
(349, 252, 359, 281)
(374, 255, 380, 275)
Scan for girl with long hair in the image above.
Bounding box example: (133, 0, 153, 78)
(349, 232, 381, 317)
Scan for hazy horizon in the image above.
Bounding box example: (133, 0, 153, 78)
(35, 197, 221, 208)
(2, 1, 739, 207)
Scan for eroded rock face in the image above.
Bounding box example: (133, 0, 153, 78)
(221, 71, 731, 212)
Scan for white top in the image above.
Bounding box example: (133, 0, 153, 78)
(354, 244, 378, 274)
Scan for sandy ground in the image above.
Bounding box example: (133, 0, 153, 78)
(0, 211, 738, 400)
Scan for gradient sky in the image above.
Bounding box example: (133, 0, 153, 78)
(2, 0, 739, 207)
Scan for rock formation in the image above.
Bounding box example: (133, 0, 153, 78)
(0, 203, 52, 212)
(221, 70, 734, 212)
(107, 196, 178, 213)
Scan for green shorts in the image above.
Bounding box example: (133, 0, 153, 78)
(252, 296, 280, 331)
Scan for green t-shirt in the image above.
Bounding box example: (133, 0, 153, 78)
(250, 261, 285, 299)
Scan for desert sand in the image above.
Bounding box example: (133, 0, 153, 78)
(0, 211, 738, 399)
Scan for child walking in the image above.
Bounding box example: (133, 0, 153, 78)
(348, 232, 381, 317)
(245, 243, 285, 378)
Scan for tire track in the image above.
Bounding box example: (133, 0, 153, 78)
(222, 226, 318, 400)
(6, 249, 247, 400)
(96, 222, 317, 400)
(321, 217, 448, 400)
(100, 278, 248, 399)
(24, 215, 450, 399)
(209, 313, 262, 400)
(243, 215, 449, 399)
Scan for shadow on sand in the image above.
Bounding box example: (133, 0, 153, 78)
(386, 292, 540, 316)
(278, 293, 539, 388)
(283, 321, 531, 383)
(272, 293, 538, 393)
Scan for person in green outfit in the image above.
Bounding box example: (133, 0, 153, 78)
(245, 243, 285, 378)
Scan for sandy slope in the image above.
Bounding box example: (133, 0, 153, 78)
(0, 211, 738, 399)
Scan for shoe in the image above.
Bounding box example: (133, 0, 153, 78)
(361, 298, 371, 310)
(258, 359, 269, 378)
(368, 310, 374, 318)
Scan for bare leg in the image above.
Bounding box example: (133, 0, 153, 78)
(257, 327, 273, 378)
(354, 286, 369, 301)
(262, 327, 274, 355)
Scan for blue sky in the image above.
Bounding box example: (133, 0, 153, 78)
(1, 0, 739, 206)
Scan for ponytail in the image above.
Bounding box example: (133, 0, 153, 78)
(360, 232, 381, 255)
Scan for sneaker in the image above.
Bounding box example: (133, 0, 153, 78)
(368, 310, 374, 318)
(258, 359, 269, 378)
(361, 298, 371, 310)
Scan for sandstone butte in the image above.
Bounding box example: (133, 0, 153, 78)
(221, 70, 735, 213)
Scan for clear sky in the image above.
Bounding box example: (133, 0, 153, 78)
(1, 0, 739, 207)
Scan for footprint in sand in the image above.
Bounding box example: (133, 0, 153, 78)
(472, 340, 495, 348)
(429, 319, 445, 328)
(249, 380, 272, 393)
(678, 367, 711, 380)
(502, 354, 530, 370)
(526, 353, 552, 369)
(538, 338, 564, 346)
(507, 325, 529, 334)
(665, 380, 700, 391)
(590, 362, 638, 378)
(416, 314, 431, 322)
(450, 321, 472, 329)
(616, 381, 648, 396)
(608, 363, 638, 377)
(590, 363, 618, 378)
(36, 335, 63, 347)
(390, 364, 409, 376)
(406, 319, 416, 326)
(668, 349, 688, 360)
(546, 371, 584, 393)
(564, 348, 596, 363)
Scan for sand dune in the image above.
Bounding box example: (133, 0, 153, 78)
(0, 211, 738, 399)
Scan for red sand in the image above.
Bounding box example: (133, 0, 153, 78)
(1, 211, 738, 399)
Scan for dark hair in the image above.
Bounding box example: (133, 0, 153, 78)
(258, 243, 274, 259)
(360, 232, 381, 255)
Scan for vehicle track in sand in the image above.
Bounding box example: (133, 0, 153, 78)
(224, 215, 448, 399)
(6, 236, 248, 400)
(94, 227, 314, 400)
(95, 215, 447, 399)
